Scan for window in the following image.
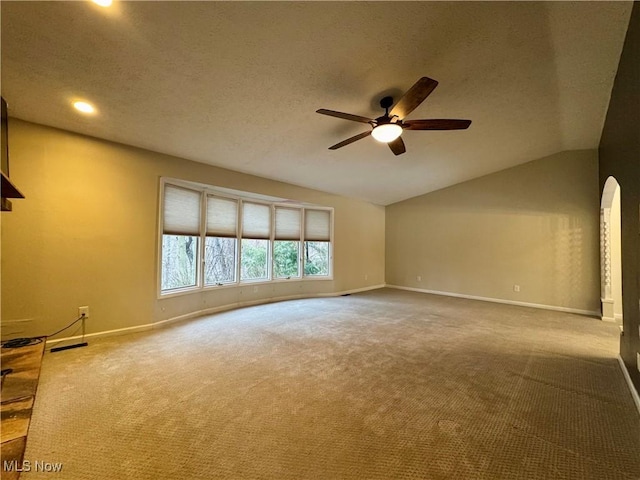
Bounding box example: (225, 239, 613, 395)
(159, 179, 333, 295)
(161, 235, 198, 290)
(240, 202, 270, 281)
(304, 209, 331, 276)
(161, 185, 201, 291)
(205, 195, 238, 285)
(274, 207, 301, 278)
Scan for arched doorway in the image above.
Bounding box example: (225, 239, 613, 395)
(600, 176, 623, 324)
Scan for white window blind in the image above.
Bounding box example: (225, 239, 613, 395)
(242, 202, 271, 239)
(304, 209, 331, 241)
(163, 185, 201, 235)
(206, 196, 238, 238)
(274, 207, 301, 241)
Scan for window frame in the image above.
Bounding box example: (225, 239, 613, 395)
(160, 234, 201, 292)
(204, 193, 239, 286)
(240, 199, 272, 283)
(273, 206, 303, 280)
(158, 178, 334, 298)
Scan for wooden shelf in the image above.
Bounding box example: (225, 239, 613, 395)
(1, 172, 24, 212)
(1, 197, 12, 212)
(1, 339, 45, 479)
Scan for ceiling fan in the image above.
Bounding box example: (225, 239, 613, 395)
(316, 77, 471, 156)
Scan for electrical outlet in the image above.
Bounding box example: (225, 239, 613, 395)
(513, 285, 520, 292)
(253, 286, 258, 293)
(78, 306, 90, 318)
(364, 274, 368, 281)
(417, 276, 422, 282)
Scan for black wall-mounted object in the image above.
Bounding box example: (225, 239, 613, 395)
(1, 97, 9, 176)
(1, 97, 25, 212)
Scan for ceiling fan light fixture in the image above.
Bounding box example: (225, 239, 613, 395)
(371, 123, 402, 143)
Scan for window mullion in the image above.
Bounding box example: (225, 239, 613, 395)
(269, 204, 275, 281)
(236, 199, 243, 284)
(297, 208, 302, 277)
(199, 191, 206, 289)
(301, 208, 306, 277)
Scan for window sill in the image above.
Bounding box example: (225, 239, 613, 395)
(158, 276, 334, 299)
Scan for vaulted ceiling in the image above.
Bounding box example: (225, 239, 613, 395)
(0, 1, 632, 205)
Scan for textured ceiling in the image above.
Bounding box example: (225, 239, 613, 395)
(0, 1, 632, 205)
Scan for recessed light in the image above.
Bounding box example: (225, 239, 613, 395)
(73, 101, 96, 114)
(92, 0, 112, 6)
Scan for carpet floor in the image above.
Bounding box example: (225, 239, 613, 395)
(21, 289, 640, 479)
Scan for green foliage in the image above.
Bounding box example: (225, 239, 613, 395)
(241, 239, 268, 280)
(274, 241, 299, 277)
(304, 241, 329, 276)
(162, 237, 329, 291)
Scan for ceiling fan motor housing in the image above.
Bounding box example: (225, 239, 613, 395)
(380, 96, 394, 110)
(375, 115, 395, 126)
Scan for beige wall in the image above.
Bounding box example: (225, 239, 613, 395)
(0, 120, 385, 339)
(386, 150, 600, 313)
(0, 120, 604, 342)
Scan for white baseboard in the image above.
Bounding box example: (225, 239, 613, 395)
(617, 355, 640, 417)
(614, 313, 623, 321)
(317, 284, 386, 297)
(45, 284, 385, 348)
(385, 284, 600, 317)
(602, 316, 617, 323)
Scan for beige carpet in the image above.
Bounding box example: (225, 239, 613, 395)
(21, 289, 640, 479)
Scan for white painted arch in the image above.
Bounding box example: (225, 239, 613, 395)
(600, 176, 623, 323)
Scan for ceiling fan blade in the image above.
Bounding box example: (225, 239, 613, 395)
(387, 137, 406, 156)
(389, 77, 438, 119)
(316, 109, 373, 124)
(403, 119, 472, 130)
(328, 130, 371, 150)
